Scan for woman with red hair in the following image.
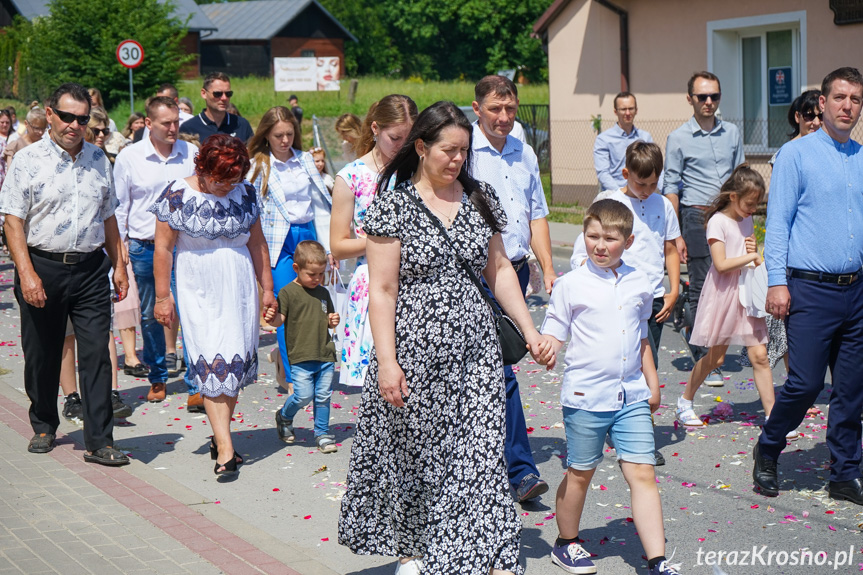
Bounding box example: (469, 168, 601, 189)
(151, 134, 277, 477)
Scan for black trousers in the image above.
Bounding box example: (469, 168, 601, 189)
(680, 206, 712, 360)
(14, 251, 114, 452)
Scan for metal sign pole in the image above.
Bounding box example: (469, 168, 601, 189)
(129, 68, 134, 113)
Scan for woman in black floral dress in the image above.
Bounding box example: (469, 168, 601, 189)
(338, 102, 552, 574)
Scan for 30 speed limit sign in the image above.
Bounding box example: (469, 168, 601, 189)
(116, 40, 144, 69)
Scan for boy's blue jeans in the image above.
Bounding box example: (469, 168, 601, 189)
(279, 361, 334, 437)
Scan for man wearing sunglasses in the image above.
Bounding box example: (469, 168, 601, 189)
(179, 71, 253, 146)
(663, 71, 744, 380)
(0, 82, 130, 466)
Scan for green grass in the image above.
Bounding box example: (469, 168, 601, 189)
(107, 75, 549, 144)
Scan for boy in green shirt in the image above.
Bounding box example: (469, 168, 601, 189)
(265, 241, 340, 453)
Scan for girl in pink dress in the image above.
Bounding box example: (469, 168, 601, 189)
(677, 165, 775, 427)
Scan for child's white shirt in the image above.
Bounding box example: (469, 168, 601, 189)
(570, 189, 681, 298)
(541, 259, 653, 411)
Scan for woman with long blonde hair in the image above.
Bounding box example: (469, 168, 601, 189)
(248, 106, 333, 399)
(329, 95, 417, 388)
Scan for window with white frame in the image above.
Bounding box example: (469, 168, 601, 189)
(708, 12, 806, 154)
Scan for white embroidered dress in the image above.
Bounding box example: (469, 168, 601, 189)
(150, 180, 260, 397)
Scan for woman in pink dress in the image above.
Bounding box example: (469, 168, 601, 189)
(676, 165, 774, 427)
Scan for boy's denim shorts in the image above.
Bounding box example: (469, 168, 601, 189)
(563, 400, 655, 470)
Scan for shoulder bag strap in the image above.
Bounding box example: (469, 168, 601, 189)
(402, 187, 502, 320)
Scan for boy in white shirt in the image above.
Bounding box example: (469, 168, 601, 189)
(542, 200, 680, 575)
(570, 141, 680, 368)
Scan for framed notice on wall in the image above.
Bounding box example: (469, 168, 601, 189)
(274, 57, 341, 92)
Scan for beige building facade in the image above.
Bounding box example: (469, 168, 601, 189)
(534, 0, 863, 204)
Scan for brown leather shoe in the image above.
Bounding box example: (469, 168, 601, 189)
(147, 382, 167, 402)
(187, 392, 205, 413)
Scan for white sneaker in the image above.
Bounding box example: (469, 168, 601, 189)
(395, 558, 423, 575)
(704, 368, 725, 387)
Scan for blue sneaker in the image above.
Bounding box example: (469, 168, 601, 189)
(516, 473, 549, 502)
(550, 541, 596, 574)
(648, 559, 682, 575)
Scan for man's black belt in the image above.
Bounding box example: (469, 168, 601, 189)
(787, 268, 860, 286)
(511, 256, 530, 272)
(29, 247, 100, 265)
(129, 237, 155, 244)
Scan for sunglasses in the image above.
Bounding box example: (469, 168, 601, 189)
(50, 107, 90, 126)
(691, 93, 721, 103)
(209, 90, 233, 99)
(802, 111, 823, 122)
(91, 127, 110, 137)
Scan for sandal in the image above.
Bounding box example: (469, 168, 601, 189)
(677, 406, 705, 427)
(84, 446, 130, 466)
(209, 437, 243, 465)
(316, 435, 338, 454)
(28, 433, 55, 453)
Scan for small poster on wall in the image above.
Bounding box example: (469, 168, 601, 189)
(274, 57, 340, 92)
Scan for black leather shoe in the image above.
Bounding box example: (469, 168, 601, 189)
(752, 444, 779, 496)
(828, 478, 863, 505)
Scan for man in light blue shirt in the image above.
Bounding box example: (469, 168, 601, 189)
(471, 75, 554, 503)
(663, 72, 744, 371)
(754, 67, 863, 505)
(593, 92, 659, 191)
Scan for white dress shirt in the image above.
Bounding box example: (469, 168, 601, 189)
(271, 154, 314, 224)
(541, 260, 653, 411)
(113, 137, 197, 240)
(470, 122, 548, 261)
(570, 189, 680, 298)
(0, 138, 117, 253)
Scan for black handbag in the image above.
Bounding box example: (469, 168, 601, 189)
(404, 188, 529, 365)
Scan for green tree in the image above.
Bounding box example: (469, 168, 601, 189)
(318, 0, 402, 77)
(9, 0, 192, 106)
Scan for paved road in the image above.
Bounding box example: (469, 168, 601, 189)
(0, 244, 860, 574)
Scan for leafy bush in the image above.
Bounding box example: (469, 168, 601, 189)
(1, 0, 193, 106)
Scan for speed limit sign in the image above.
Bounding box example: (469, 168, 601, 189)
(116, 40, 144, 69)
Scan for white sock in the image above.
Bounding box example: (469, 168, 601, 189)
(678, 396, 693, 410)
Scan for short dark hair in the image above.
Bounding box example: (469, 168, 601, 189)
(47, 83, 91, 112)
(584, 198, 634, 238)
(203, 72, 231, 91)
(820, 67, 863, 98)
(293, 240, 327, 268)
(625, 141, 663, 180)
(613, 91, 636, 109)
(474, 75, 518, 104)
(687, 71, 721, 95)
(157, 83, 179, 99)
(288, 94, 298, 102)
(146, 96, 179, 119)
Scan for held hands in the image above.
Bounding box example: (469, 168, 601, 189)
(328, 312, 340, 328)
(261, 290, 279, 325)
(526, 331, 558, 370)
(378, 360, 409, 407)
(154, 296, 175, 327)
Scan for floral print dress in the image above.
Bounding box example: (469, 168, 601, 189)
(338, 181, 524, 574)
(336, 159, 381, 386)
